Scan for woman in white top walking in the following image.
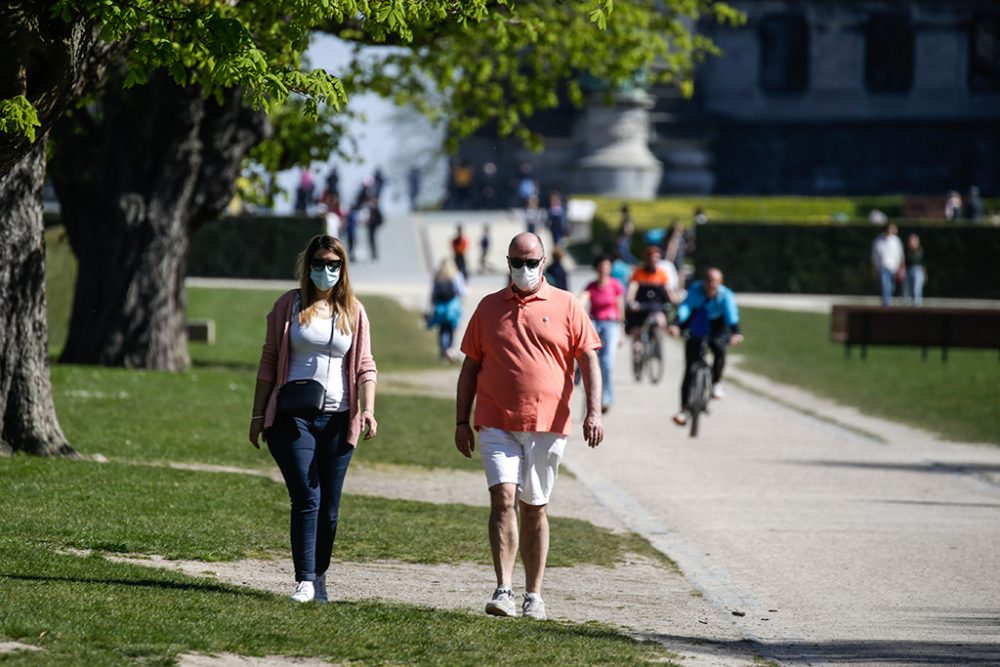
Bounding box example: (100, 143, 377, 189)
(249, 235, 378, 603)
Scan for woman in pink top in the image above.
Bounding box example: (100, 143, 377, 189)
(249, 235, 378, 604)
(579, 254, 625, 413)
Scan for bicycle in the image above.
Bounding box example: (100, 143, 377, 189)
(631, 306, 666, 384)
(684, 351, 713, 438)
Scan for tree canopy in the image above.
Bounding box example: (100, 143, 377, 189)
(3, 0, 741, 163)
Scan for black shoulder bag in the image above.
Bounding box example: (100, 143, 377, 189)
(275, 310, 335, 418)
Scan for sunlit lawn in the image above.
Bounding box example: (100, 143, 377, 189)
(738, 307, 1000, 445)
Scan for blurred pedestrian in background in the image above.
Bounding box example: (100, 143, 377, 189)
(480, 224, 492, 273)
(616, 204, 637, 263)
(294, 168, 315, 214)
(427, 257, 466, 362)
(904, 233, 926, 306)
(452, 224, 469, 279)
(965, 185, 983, 222)
(945, 190, 963, 221)
(524, 194, 543, 234)
(545, 246, 569, 291)
(871, 223, 904, 306)
(580, 254, 625, 414)
(547, 190, 566, 247)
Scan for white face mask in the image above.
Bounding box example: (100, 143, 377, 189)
(310, 267, 341, 291)
(510, 265, 541, 292)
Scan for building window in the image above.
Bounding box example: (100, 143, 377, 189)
(758, 14, 809, 94)
(865, 14, 914, 93)
(970, 15, 1000, 92)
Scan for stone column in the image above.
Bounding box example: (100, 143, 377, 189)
(575, 89, 663, 200)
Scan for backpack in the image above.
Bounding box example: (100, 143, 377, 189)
(432, 279, 457, 304)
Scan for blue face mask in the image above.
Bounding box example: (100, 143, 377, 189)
(310, 267, 341, 291)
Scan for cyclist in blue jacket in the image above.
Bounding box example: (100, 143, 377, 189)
(668, 267, 744, 426)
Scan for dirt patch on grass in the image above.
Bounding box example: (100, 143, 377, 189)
(178, 653, 337, 667)
(102, 552, 750, 667)
(0, 642, 42, 655)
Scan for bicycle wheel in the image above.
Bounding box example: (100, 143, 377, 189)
(632, 343, 643, 382)
(647, 327, 664, 384)
(687, 362, 712, 438)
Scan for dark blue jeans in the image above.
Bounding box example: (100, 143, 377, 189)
(268, 411, 353, 586)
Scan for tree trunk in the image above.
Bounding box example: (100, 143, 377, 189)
(0, 139, 74, 456)
(50, 73, 270, 371)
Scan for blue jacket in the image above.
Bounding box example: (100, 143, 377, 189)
(676, 281, 740, 337)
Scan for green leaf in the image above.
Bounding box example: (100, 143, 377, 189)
(0, 95, 42, 142)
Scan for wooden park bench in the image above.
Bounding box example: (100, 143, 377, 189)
(830, 305, 1000, 361)
(902, 195, 945, 220)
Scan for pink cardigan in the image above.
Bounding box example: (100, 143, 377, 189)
(256, 289, 378, 446)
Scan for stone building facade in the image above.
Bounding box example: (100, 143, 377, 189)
(461, 0, 1000, 197)
(667, 0, 1000, 194)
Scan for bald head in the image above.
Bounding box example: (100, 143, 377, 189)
(508, 232, 545, 258)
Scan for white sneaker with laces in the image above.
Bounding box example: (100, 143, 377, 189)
(290, 581, 314, 603)
(712, 383, 725, 400)
(485, 586, 516, 617)
(672, 410, 688, 426)
(522, 593, 547, 620)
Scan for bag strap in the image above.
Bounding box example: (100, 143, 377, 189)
(297, 293, 337, 395)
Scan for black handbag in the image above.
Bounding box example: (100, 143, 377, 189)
(275, 305, 335, 418)
(276, 379, 326, 417)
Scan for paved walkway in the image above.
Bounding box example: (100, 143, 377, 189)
(191, 209, 1000, 666)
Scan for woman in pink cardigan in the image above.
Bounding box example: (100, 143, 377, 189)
(249, 235, 378, 603)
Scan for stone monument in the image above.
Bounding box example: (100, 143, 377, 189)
(575, 87, 663, 200)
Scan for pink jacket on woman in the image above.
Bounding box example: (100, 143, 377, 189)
(256, 289, 378, 445)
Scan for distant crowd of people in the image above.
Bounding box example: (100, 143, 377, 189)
(296, 166, 387, 263)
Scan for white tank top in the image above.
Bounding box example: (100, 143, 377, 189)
(287, 312, 353, 412)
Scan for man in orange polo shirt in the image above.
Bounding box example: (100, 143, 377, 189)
(455, 232, 604, 621)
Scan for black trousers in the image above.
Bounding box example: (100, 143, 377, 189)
(680, 335, 728, 408)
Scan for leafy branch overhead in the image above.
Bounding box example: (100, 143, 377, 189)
(2, 1, 740, 148)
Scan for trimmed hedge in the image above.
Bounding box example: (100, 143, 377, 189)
(188, 215, 325, 279)
(690, 223, 1000, 299)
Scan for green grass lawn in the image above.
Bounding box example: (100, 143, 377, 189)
(738, 307, 1000, 445)
(0, 456, 658, 568)
(186, 287, 440, 372)
(52, 363, 478, 471)
(0, 539, 673, 666)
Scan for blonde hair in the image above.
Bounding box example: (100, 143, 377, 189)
(296, 235, 357, 335)
(434, 257, 459, 283)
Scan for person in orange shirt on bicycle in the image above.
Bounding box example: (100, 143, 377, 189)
(625, 246, 673, 356)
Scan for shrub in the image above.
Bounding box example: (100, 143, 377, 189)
(188, 215, 325, 279)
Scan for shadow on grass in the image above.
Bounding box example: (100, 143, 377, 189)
(641, 634, 1000, 666)
(2, 572, 270, 598)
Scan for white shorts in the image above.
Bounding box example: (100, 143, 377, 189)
(478, 427, 567, 506)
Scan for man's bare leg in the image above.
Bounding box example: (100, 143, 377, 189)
(519, 501, 549, 594)
(488, 483, 519, 588)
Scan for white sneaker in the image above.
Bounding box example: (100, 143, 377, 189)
(672, 410, 688, 426)
(522, 593, 547, 620)
(712, 383, 725, 400)
(485, 586, 516, 617)
(290, 581, 314, 603)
